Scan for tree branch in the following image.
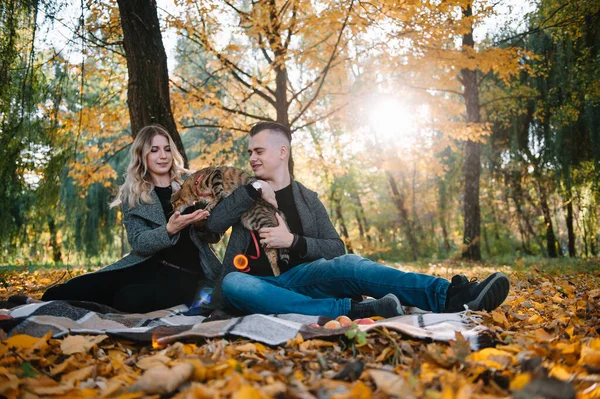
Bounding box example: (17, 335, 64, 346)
(290, 0, 354, 126)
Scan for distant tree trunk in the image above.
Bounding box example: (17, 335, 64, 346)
(511, 176, 548, 257)
(386, 171, 419, 260)
(334, 200, 353, 254)
(565, 189, 576, 257)
(47, 218, 62, 263)
(537, 182, 558, 257)
(437, 178, 451, 253)
(349, 190, 371, 243)
(116, 0, 188, 166)
(460, 3, 481, 260)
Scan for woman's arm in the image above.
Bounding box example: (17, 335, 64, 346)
(123, 208, 179, 257)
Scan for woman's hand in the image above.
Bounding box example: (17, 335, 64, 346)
(166, 209, 210, 235)
(255, 180, 278, 208)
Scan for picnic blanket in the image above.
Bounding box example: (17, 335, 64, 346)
(1, 300, 494, 350)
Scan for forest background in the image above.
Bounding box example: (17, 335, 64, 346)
(1, 0, 599, 269)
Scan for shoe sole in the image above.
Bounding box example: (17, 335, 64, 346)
(380, 294, 404, 318)
(466, 272, 510, 311)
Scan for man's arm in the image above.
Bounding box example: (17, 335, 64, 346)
(301, 194, 346, 260)
(205, 185, 260, 233)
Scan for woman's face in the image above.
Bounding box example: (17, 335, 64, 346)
(146, 134, 173, 180)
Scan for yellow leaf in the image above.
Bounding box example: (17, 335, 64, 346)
(491, 309, 509, 328)
(528, 314, 544, 324)
(467, 348, 517, 369)
(232, 385, 266, 399)
(579, 341, 600, 368)
(4, 334, 40, 350)
(300, 340, 335, 350)
(549, 365, 572, 381)
(510, 373, 532, 390)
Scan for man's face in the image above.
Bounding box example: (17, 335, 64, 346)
(248, 130, 284, 180)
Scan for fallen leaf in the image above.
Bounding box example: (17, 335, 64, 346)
(136, 353, 171, 370)
(235, 343, 257, 353)
(368, 369, 414, 398)
(129, 362, 193, 395)
(61, 334, 108, 355)
(4, 334, 40, 350)
(534, 328, 555, 342)
(61, 365, 95, 385)
(232, 384, 266, 399)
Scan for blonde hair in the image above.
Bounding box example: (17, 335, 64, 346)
(110, 125, 187, 209)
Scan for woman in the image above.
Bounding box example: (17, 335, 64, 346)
(43, 125, 223, 314)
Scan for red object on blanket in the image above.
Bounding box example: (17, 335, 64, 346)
(0, 315, 13, 320)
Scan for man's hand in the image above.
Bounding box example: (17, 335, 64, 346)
(255, 180, 278, 209)
(259, 213, 293, 248)
(167, 209, 210, 235)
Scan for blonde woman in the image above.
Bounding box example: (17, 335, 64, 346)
(43, 125, 223, 313)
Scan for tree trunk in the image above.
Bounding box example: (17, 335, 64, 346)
(349, 190, 371, 243)
(511, 178, 547, 257)
(334, 200, 354, 254)
(537, 182, 558, 257)
(47, 218, 62, 263)
(386, 171, 419, 260)
(460, 3, 482, 260)
(116, 0, 187, 166)
(565, 190, 576, 257)
(265, 0, 294, 175)
(437, 178, 451, 253)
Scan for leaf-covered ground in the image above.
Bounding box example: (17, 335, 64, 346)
(0, 261, 599, 398)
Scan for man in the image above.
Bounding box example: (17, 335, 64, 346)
(205, 122, 510, 319)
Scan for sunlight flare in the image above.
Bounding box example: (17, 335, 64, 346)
(368, 97, 418, 146)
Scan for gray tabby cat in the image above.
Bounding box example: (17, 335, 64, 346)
(171, 166, 289, 276)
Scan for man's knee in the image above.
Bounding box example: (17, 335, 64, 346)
(333, 254, 365, 267)
(222, 272, 262, 297)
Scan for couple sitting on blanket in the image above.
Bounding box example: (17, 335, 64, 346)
(43, 123, 510, 319)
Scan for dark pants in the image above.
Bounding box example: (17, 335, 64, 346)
(42, 261, 202, 313)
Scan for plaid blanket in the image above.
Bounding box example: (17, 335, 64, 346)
(1, 301, 493, 350)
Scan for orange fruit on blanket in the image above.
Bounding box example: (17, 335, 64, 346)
(324, 320, 342, 329)
(336, 315, 353, 327)
(354, 318, 376, 325)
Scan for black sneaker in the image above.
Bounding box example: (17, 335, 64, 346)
(347, 293, 404, 319)
(444, 272, 510, 313)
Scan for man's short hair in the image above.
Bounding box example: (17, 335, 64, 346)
(249, 121, 292, 144)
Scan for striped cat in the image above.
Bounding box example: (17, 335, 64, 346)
(171, 166, 289, 276)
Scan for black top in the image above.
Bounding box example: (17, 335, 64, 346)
(154, 186, 202, 275)
(245, 183, 308, 276)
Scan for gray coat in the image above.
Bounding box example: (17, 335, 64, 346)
(206, 180, 346, 274)
(68, 191, 224, 306)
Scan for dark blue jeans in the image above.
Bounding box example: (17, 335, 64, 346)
(221, 254, 450, 318)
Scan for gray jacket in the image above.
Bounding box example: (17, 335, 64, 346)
(206, 180, 346, 274)
(70, 191, 224, 306)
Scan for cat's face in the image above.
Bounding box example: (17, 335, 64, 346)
(248, 130, 287, 179)
(171, 170, 213, 212)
